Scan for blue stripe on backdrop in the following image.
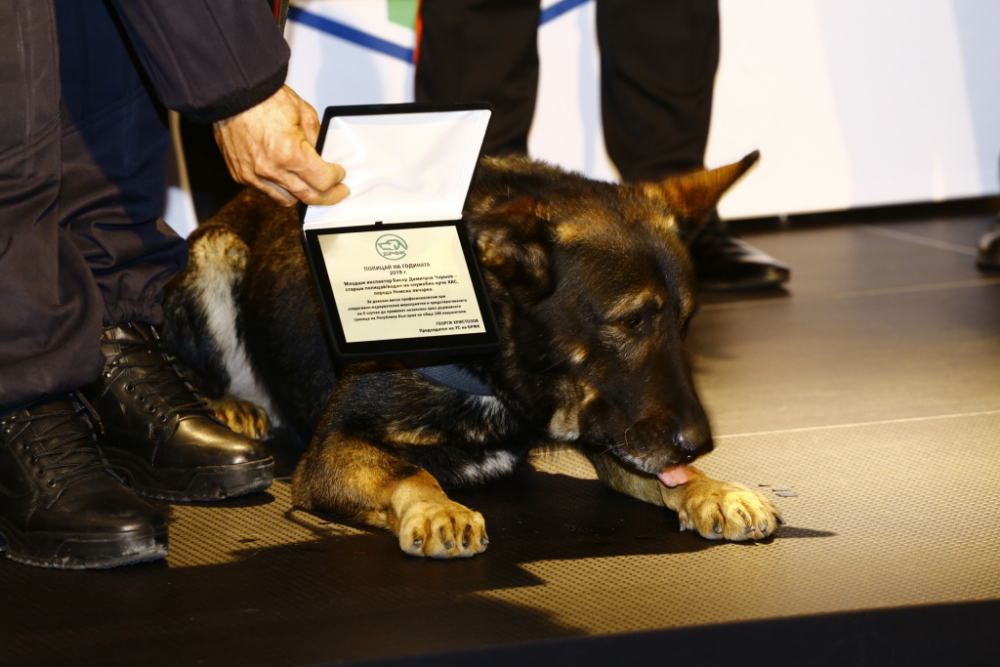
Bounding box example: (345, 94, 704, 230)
(287, 5, 415, 62)
(540, 0, 590, 24)
(287, 0, 591, 63)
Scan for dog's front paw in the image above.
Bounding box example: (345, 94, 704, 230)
(674, 479, 783, 541)
(206, 397, 270, 440)
(398, 500, 489, 559)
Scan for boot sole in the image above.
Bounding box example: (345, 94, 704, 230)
(976, 253, 1000, 270)
(103, 449, 275, 502)
(0, 519, 168, 570)
(698, 267, 791, 291)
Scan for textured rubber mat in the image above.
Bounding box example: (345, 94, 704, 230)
(3, 413, 999, 666)
(3, 217, 999, 666)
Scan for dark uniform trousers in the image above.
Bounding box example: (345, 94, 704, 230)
(415, 0, 720, 182)
(1, 0, 288, 410)
(0, 0, 186, 408)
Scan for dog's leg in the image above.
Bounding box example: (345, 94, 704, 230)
(587, 452, 782, 541)
(292, 435, 488, 558)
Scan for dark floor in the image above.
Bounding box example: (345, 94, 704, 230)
(3, 211, 999, 667)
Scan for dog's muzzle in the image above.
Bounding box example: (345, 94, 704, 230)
(617, 415, 714, 472)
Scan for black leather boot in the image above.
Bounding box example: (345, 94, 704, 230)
(82, 322, 274, 501)
(687, 212, 790, 291)
(977, 217, 1000, 270)
(0, 395, 168, 569)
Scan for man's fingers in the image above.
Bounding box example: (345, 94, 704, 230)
(293, 143, 346, 192)
(299, 181, 350, 207)
(262, 141, 347, 205)
(254, 178, 297, 207)
(258, 159, 350, 207)
(300, 105, 321, 146)
(212, 84, 349, 207)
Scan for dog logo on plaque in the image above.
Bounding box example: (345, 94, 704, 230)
(376, 234, 408, 260)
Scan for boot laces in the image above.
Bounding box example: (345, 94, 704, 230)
(109, 339, 213, 420)
(6, 394, 109, 487)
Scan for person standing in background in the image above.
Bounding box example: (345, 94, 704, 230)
(415, 0, 790, 291)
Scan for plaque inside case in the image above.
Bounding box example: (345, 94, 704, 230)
(300, 103, 500, 363)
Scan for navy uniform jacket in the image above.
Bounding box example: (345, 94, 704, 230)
(0, 0, 298, 408)
(107, 0, 291, 123)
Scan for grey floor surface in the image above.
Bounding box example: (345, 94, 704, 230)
(2, 212, 998, 667)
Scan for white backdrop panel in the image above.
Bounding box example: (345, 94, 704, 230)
(167, 0, 1000, 235)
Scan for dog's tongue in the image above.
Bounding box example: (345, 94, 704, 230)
(657, 465, 690, 488)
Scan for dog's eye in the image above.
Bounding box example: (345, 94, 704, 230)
(609, 299, 665, 333)
(619, 312, 644, 330)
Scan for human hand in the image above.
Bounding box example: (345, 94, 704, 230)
(213, 85, 349, 207)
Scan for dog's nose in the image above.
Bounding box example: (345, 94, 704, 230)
(673, 419, 713, 461)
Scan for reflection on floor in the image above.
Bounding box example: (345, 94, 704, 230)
(3, 212, 999, 667)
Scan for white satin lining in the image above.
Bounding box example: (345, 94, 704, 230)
(303, 109, 492, 228)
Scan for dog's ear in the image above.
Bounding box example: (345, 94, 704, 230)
(472, 197, 554, 303)
(641, 151, 760, 221)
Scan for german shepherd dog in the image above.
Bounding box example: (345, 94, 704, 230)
(161, 153, 782, 558)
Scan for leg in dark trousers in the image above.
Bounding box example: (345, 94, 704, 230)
(597, 0, 788, 290)
(0, 0, 189, 409)
(0, 0, 105, 408)
(0, 0, 271, 570)
(596, 0, 719, 181)
(415, 0, 540, 156)
(975, 153, 1000, 270)
(54, 0, 187, 330)
(414, 0, 788, 290)
(0, 0, 168, 570)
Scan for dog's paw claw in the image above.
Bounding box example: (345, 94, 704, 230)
(398, 500, 488, 559)
(462, 524, 474, 549)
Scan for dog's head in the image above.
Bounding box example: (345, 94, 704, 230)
(467, 152, 759, 477)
